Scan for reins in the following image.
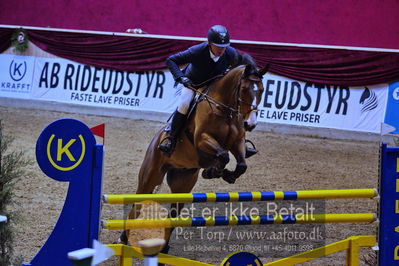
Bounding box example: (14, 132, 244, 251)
(188, 71, 261, 120)
(188, 84, 240, 118)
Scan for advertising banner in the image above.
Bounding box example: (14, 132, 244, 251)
(0, 54, 391, 134)
(0, 54, 179, 113)
(384, 81, 399, 134)
(258, 74, 388, 133)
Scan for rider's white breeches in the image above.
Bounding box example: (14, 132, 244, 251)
(177, 85, 195, 115)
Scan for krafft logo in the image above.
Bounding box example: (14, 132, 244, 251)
(0, 55, 32, 93)
(9, 59, 27, 81)
(359, 87, 378, 113)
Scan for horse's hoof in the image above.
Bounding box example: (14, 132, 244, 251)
(202, 168, 215, 179)
(160, 243, 170, 254)
(114, 231, 128, 245)
(222, 169, 237, 184)
(222, 176, 236, 184)
(202, 168, 222, 179)
(202, 169, 211, 179)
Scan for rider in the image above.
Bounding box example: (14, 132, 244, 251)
(158, 25, 258, 157)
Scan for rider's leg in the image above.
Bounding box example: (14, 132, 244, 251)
(158, 85, 194, 154)
(157, 111, 186, 154)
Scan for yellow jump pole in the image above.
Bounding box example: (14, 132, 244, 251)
(103, 189, 378, 204)
(102, 213, 377, 230)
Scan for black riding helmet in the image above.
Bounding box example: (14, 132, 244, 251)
(207, 25, 230, 47)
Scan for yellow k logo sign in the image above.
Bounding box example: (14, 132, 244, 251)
(47, 134, 86, 171)
(57, 139, 76, 161)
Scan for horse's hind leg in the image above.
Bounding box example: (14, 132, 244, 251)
(167, 168, 199, 216)
(161, 168, 200, 254)
(119, 159, 167, 244)
(135, 164, 166, 195)
(126, 164, 166, 219)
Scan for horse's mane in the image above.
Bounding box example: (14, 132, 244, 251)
(227, 53, 259, 78)
(208, 53, 258, 94)
(231, 53, 257, 70)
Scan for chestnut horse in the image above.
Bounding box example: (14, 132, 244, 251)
(123, 63, 267, 251)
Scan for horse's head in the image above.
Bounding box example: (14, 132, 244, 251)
(239, 64, 268, 131)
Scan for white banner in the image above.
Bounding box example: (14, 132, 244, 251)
(0, 54, 179, 113)
(257, 74, 388, 133)
(0, 54, 389, 133)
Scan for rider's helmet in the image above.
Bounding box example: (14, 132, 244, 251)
(207, 25, 230, 47)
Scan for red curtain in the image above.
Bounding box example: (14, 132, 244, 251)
(1, 28, 399, 86)
(0, 28, 13, 53)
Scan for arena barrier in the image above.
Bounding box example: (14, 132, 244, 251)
(22, 119, 399, 265)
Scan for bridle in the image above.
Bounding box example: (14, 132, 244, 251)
(235, 75, 263, 119)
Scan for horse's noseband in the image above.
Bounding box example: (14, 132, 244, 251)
(237, 74, 263, 118)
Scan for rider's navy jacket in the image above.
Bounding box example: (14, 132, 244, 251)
(166, 42, 238, 85)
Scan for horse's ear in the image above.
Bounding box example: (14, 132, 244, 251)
(244, 64, 253, 77)
(258, 64, 270, 75)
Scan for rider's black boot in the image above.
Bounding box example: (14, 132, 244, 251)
(158, 111, 187, 155)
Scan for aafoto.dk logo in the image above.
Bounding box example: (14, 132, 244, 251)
(9, 59, 27, 81)
(46, 134, 86, 171)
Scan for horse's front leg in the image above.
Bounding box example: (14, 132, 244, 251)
(222, 138, 247, 184)
(196, 132, 229, 179)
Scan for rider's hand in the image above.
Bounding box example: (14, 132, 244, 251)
(179, 77, 193, 88)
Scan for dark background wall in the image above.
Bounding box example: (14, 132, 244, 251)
(1, 0, 399, 49)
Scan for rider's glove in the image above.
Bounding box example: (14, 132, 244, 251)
(178, 77, 193, 88)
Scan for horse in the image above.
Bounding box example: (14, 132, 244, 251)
(122, 62, 268, 253)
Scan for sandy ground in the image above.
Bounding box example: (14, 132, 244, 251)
(1, 106, 380, 265)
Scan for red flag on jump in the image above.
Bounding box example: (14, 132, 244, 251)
(90, 123, 105, 145)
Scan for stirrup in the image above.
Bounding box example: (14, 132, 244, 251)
(157, 136, 175, 156)
(245, 139, 258, 158)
